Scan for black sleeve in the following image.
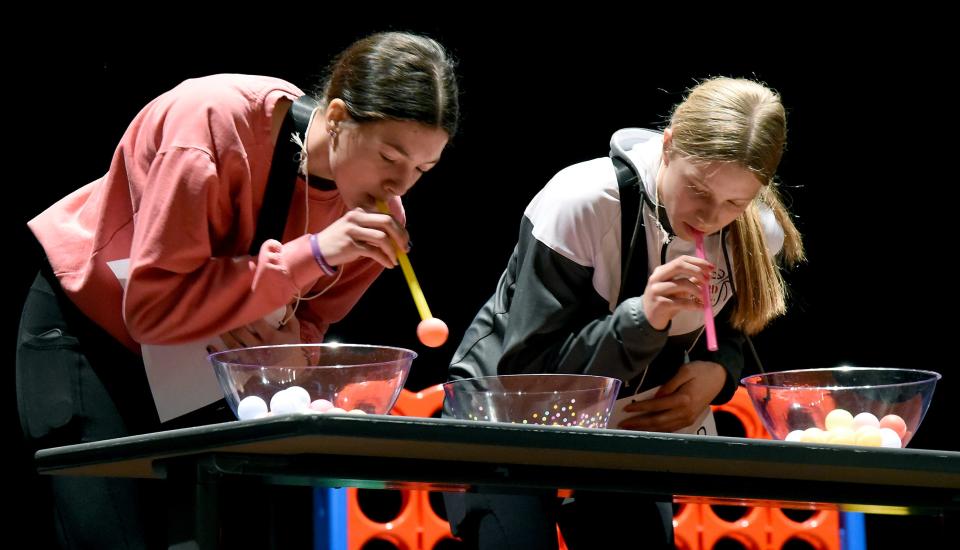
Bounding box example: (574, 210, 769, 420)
(688, 300, 745, 405)
(494, 217, 669, 381)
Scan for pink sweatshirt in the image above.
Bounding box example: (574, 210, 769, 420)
(29, 74, 395, 351)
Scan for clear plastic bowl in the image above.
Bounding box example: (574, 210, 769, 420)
(741, 366, 940, 447)
(209, 344, 415, 420)
(443, 374, 622, 428)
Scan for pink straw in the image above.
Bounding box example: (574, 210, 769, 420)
(693, 231, 718, 351)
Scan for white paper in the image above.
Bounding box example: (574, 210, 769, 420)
(609, 385, 717, 435)
(108, 259, 284, 423)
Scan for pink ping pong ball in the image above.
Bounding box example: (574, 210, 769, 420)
(880, 414, 907, 439)
(417, 317, 449, 348)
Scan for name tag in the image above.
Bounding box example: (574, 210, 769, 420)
(608, 385, 717, 435)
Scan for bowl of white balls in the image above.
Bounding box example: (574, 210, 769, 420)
(208, 344, 415, 420)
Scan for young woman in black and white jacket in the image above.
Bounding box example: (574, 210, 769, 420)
(446, 77, 805, 550)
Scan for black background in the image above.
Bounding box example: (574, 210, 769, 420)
(7, 15, 956, 546)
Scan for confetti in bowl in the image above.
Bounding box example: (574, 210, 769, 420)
(741, 366, 940, 447)
(443, 374, 621, 428)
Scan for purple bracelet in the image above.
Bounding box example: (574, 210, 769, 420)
(309, 233, 338, 276)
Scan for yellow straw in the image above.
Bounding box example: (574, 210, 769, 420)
(376, 200, 432, 320)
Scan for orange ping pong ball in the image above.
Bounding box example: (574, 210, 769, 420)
(417, 317, 448, 348)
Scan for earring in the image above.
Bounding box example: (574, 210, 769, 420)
(328, 129, 337, 138)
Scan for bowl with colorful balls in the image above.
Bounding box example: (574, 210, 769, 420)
(741, 366, 940, 448)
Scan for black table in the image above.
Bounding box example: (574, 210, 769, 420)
(37, 414, 960, 548)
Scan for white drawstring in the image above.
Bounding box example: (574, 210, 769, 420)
(278, 105, 343, 327)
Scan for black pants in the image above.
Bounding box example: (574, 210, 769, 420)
(444, 490, 674, 549)
(16, 265, 245, 549)
(16, 267, 166, 549)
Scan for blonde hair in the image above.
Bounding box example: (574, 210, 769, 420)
(668, 77, 805, 335)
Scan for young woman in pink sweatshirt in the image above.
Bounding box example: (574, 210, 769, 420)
(17, 32, 459, 548)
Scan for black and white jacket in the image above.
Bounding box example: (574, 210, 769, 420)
(450, 129, 785, 402)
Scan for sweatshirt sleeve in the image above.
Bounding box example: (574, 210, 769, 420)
(123, 146, 330, 344)
(495, 223, 670, 382)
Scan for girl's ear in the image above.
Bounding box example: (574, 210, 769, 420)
(325, 99, 350, 133)
(662, 127, 674, 166)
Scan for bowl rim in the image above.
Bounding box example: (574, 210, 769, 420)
(740, 366, 942, 390)
(443, 373, 622, 396)
(208, 343, 417, 369)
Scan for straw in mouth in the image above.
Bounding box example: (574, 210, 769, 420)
(376, 200, 448, 347)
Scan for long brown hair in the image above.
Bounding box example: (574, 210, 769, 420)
(316, 32, 459, 136)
